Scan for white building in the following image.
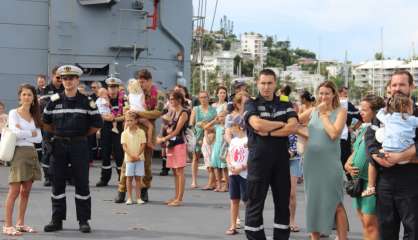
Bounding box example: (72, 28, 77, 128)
(353, 60, 418, 95)
(326, 64, 343, 78)
(240, 32, 266, 71)
(282, 64, 325, 91)
(202, 51, 235, 77)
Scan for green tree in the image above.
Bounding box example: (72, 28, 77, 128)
(374, 52, 384, 60)
(223, 39, 232, 51)
(330, 75, 344, 88)
(241, 60, 255, 77)
(275, 40, 290, 49)
(293, 48, 316, 59)
(264, 36, 274, 49)
(233, 55, 241, 75)
(202, 34, 218, 53)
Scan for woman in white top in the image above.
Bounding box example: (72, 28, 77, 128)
(3, 84, 42, 236)
(212, 86, 228, 114)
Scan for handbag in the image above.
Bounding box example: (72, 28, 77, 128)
(0, 127, 17, 162)
(345, 127, 367, 198)
(345, 178, 364, 198)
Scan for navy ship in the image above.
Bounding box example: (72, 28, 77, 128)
(0, 0, 192, 107)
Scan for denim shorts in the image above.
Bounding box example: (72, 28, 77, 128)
(229, 175, 248, 201)
(125, 160, 144, 177)
(290, 157, 303, 177)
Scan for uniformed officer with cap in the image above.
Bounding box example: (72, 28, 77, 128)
(243, 69, 297, 240)
(39, 66, 65, 186)
(96, 76, 126, 187)
(43, 65, 103, 233)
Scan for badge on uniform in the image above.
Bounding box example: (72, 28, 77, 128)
(89, 100, 97, 109)
(50, 93, 60, 102)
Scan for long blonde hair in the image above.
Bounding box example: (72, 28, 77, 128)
(317, 81, 340, 109)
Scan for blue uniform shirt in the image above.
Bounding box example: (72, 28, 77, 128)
(243, 95, 297, 151)
(43, 91, 103, 137)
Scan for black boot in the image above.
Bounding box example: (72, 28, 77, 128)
(114, 191, 126, 203)
(79, 221, 91, 233)
(141, 188, 149, 202)
(95, 180, 108, 187)
(44, 220, 63, 232)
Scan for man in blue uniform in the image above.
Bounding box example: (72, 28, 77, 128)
(244, 69, 297, 240)
(39, 66, 65, 186)
(42, 65, 103, 233)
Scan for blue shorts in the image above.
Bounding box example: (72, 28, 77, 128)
(125, 160, 144, 177)
(290, 158, 303, 177)
(229, 175, 248, 201)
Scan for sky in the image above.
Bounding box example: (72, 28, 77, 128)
(193, 0, 418, 63)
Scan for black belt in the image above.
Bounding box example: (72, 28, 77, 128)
(53, 136, 87, 142)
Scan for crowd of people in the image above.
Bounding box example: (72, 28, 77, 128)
(1, 66, 418, 240)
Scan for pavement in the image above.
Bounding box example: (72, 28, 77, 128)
(0, 159, 367, 240)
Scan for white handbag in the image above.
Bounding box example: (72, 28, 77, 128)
(0, 127, 17, 162)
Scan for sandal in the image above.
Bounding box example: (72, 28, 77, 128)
(361, 186, 376, 197)
(290, 225, 300, 232)
(190, 184, 198, 189)
(168, 201, 182, 207)
(164, 198, 176, 204)
(16, 225, 37, 233)
(225, 228, 238, 235)
(2, 226, 22, 236)
(202, 185, 215, 191)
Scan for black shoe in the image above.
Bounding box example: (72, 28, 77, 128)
(141, 188, 149, 202)
(43, 179, 52, 187)
(114, 192, 126, 203)
(95, 180, 108, 187)
(159, 168, 169, 176)
(44, 220, 63, 232)
(79, 221, 91, 233)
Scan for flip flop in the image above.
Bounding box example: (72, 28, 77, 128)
(225, 228, 238, 235)
(202, 186, 215, 191)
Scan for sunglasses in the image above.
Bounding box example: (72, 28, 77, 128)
(61, 76, 77, 81)
(108, 85, 118, 88)
(56, 76, 61, 80)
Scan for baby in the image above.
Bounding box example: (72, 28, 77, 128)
(96, 88, 119, 133)
(127, 79, 154, 149)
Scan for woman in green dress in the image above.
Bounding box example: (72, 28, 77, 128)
(345, 95, 384, 240)
(299, 81, 349, 240)
(189, 91, 217, 189)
